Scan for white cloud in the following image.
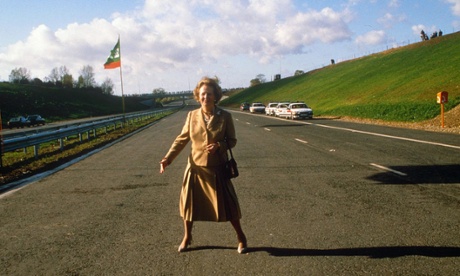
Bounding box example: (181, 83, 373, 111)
(446, 0, 460, 16)
(388, 0, 400, 8)
(0, 0, 354, 92)
(355, 30, 386, 45)
(377, 13, 406, 28)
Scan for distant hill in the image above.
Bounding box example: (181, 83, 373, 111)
(222, 32, 460, 122)
(0, 82, 151, 124)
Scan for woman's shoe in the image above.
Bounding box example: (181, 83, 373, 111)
(178, 238, 192, 253)
(237, 235, 247, 254)
(237, 242, 248, 254)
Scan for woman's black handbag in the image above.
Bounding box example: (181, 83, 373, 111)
(224, 141, 239, 179)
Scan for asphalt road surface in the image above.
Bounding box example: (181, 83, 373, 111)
(1, 104, 460, 275)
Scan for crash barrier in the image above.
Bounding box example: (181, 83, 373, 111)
(0, 107, 181, 168)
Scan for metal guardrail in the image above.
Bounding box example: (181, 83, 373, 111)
(0, 107, 181, 167)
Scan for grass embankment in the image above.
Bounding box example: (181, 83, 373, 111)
(0, 82, 151, 123)
(222, 32, 460, 122)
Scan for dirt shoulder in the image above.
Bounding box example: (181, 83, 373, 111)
(329, 104, 460, 135)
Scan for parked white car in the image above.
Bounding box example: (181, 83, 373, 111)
(287, 102, 313, 119)
(274, 102, 290, 117)
(249, 102, 266, 113)
(265, 102, 279, 116)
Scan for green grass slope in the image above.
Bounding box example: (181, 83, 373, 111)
(222, 32, 460, 122)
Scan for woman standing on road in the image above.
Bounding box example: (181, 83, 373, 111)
(159, 77, 247, 254)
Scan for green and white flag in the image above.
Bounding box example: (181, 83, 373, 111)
(104, 38, 121, 69)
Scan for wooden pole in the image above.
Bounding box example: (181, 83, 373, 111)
(441, 103, 445, 128)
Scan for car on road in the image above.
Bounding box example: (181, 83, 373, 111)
(249, 102, 266, 113)
(27, 114, 46, 126)
(265, 102, 279, 116)
(7, 116, 30, 129)
(287, 102, 313, 119)
(274, 102, 290, 117)
(240, 102, 250, 111)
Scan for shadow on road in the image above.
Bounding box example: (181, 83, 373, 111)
(367, 164, 460, 185)
(249, 246, 460, 258)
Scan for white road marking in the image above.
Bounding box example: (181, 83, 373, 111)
(233, 110, 460, 150)
(370, 163, 407, 176)
(264, 128, 271, 131)
(295, 138, 308, 144)
(313, 123, 460, 150)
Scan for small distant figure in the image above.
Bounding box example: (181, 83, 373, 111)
(420, 30, 429, 41)
(331, 59, 335, 65)
(430, 31, 438, 39)
(439, 29, 443, 36)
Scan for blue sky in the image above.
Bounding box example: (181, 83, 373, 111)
(1, 0, 459, 95)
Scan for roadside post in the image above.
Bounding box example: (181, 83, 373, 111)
(436, 91, 448, 128)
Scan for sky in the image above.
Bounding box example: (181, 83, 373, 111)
(1, 0, 460, 96)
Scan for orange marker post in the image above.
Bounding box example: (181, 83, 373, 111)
(436, 91, 448, 128)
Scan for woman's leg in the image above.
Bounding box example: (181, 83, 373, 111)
(178, 220, 193, 252)
(230, 219, 247, 253)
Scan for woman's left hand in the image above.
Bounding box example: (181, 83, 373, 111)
(205, 142, 219, 154)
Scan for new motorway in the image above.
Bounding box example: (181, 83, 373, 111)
(1, 103, 459, 275)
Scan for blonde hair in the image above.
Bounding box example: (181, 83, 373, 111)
(193, 77, 223, 103)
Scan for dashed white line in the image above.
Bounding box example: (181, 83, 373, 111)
(295, 138, 308, 144)
(314, 124, 460, 150)
(370, 163, 407, 176)
(233, 110, 459, 150)
(264, 128, 271, 131)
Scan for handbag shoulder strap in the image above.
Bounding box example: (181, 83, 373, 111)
(225, 138, 234, 159)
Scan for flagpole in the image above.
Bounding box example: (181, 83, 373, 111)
(104, 35, 125, 123)
(118, 35, 126, 123)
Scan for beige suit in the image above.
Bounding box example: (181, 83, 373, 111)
(164, 107, 241, 222)
(164, 107, 236, 166)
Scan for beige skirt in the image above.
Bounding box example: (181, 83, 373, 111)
(180, 161, 242, 222)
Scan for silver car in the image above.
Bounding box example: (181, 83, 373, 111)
(287, 103, 313, 119)
(249, 102, 266, 113)
(265, 102, 279, 116)
(274, 102, 290, 117)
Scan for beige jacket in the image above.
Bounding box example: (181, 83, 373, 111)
(164, 107, 236, 167)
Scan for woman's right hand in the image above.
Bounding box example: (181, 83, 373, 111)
(159, 158, 169, 174)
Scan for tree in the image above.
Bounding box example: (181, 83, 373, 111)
(152, 88, 166, 107)
(79, 65, 96, 88)
(249, 74, 266, 87)
(294, 70, 304, 76)
(152, 88, 166, 95)
(48, 67, 60, 84)
(59, 66, 70, 79)
(101, 77, 114, 95)
(256, 74, 266, 83)
(47, 66, 72, 87)
(62, 73, 74, 88)
(32, 78, 43, 85)
(9, 67, 31, 84)
(250, 78, 261, 87)
(76, 75, 85, 88)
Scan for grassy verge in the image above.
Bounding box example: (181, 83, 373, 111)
(0, 111, 173, 187)
(221, 32, 460, 122)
